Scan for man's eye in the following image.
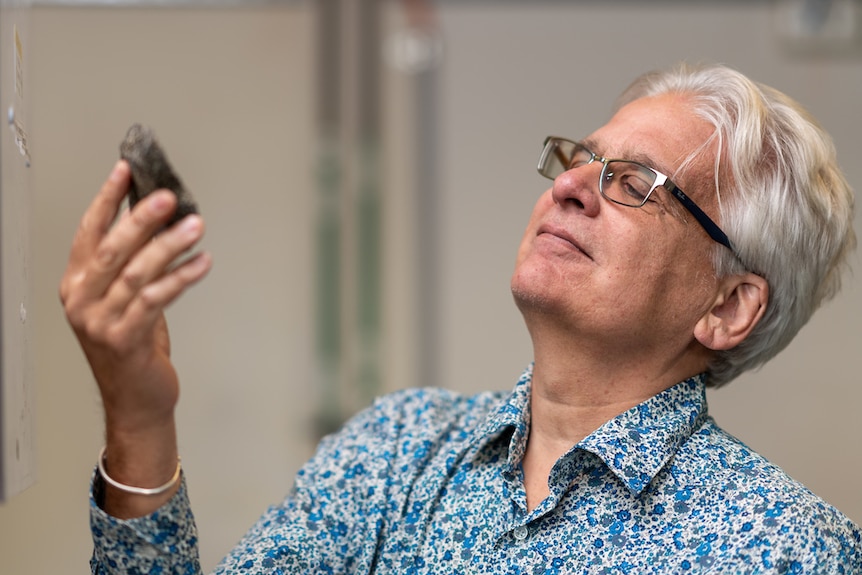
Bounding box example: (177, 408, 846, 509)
(621, 180, 650, 202)
(567, 153, 593, 169)
(621, 173, 655, 199)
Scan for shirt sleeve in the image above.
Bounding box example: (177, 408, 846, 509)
(89, 388, 467, 575)
(790, 502, 862, 573)
(89, 471, 202, 575)
(87, 418, 378, 575)
(211, 399, 401, 574)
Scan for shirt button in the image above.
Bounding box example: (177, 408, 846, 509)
(513, 525, 529, 541)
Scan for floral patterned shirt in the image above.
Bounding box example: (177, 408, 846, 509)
(90, 366, 862, 574)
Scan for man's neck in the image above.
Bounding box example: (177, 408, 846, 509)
(520, 330, 710, 512)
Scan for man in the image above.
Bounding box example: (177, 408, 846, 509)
(63, 63, 860, 573)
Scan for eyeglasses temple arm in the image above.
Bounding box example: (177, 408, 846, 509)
(664, 184, 736, 253)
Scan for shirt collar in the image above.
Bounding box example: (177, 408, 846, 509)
(577, 375, 709, 496)
(473, 364, 533, 471)
(475, 364, 709, 496)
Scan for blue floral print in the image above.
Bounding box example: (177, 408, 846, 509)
(90, 366, 862, 574)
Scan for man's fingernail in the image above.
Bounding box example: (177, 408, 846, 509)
(148, 192, 172, 213)
(109, 161, 125, 182)
(179, 215, 202, 232)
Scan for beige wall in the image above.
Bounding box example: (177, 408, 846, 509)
(0, 3, 859, 573)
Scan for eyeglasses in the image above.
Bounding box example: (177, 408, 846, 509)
(537, 136, 735, 254)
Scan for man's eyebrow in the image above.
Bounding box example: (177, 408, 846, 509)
(580, 137, 672, 176)
(579, 137, 600, 154)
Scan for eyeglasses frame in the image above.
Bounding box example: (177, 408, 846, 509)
(538, 136, 736, 254)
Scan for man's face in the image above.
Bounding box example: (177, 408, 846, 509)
(511, 93, 723, 360)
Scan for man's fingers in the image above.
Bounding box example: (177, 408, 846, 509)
(61, 161, 140, 307)
(101, 214, 206, 315)
(88, 214, 208, 353)
(66, 161, 131, 273)
(122, 251, 213, 330)
(71, 190, 179, 303)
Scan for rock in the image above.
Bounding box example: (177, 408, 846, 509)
(119, 123, 198, 226)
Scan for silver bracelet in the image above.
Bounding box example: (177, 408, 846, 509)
(98, 446, 182, 496)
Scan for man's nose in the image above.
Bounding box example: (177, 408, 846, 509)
(550, 165, 602, 217)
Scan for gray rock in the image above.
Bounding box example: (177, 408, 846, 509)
(119, 124, 198, 226)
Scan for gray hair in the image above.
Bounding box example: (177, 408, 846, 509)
(616, 62, 856, 387)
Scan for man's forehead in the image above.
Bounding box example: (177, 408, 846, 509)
(585, 94, 717, 180)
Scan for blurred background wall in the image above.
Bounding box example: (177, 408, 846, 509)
(0, 1, 860, 572)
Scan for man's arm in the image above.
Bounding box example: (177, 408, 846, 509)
(61, 160, 211, 518)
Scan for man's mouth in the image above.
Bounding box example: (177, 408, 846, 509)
(536, 224, 592, 260)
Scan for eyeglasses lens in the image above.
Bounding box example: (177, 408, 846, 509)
(601, 161, 658, 207)
(540, 139, 571, 179)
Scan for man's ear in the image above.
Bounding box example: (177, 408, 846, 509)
(694, 273, 769, 351)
